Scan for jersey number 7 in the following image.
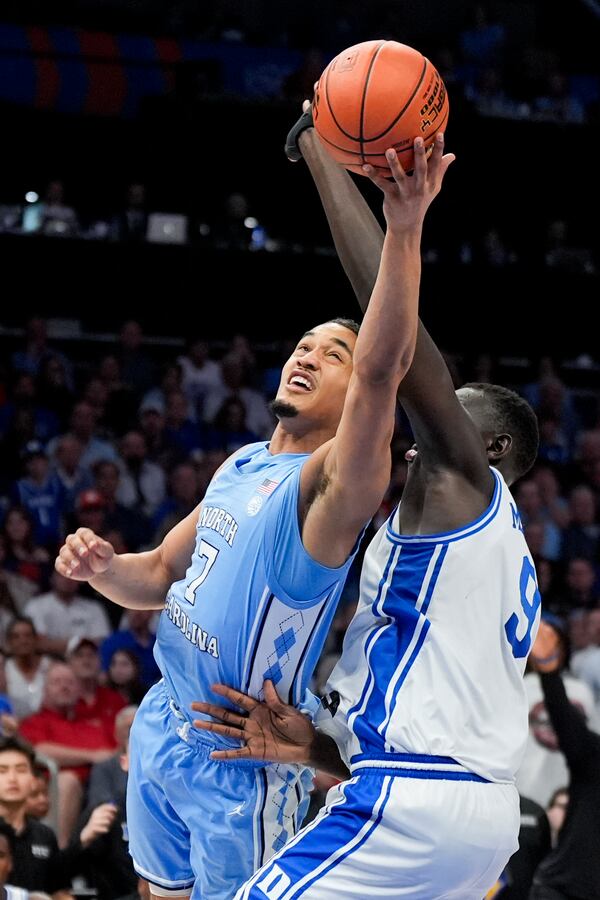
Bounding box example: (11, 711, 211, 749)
(183, 539, 219, 606)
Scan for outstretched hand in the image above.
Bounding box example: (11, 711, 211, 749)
(363, 133, 455, 235)
(191, 680, 317, 765)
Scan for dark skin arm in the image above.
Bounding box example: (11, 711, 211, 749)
(299, 125, 495, 534)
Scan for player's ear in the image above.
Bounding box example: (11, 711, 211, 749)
(485, 433, 512, 461)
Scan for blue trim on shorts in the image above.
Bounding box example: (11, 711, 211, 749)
(351, 752, 490, 783)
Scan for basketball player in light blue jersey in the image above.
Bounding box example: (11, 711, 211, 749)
(190, 114, 541, 899)
(54, 134, 454, 899)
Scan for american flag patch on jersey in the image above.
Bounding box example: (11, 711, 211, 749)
(257, 478, 279, 496)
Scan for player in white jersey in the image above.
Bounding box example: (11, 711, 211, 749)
(190, 110, 541, 899)
(54, 136, 454, 899)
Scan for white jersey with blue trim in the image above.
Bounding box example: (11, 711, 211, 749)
(154, 442, 356, 747)
(317, 467, 541, 784)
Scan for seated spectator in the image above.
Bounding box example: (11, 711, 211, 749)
(560, 558, 600, 615)
(51, 435, 93, 516)
(0, 735, 119, 889)
(92, 462, 151, 551)
(67, 639, 125, 733)
(3, 618, 51, 721)
(536, 416, 572, 467)
(117, 321, 156, 396)
(1, 509, 51, 591)
(140, 362, 184, 422)
(561, 485, 600, 563)
(515, 480, 562, 561)
(10, 318, 73, 390)
(71, 488, 109, 545)
(570, 609, 600, 707)
(105, 650, 146, 706)
(0, 536, 37, 620)
(96, 355, 137, 436)
(116, 432, 166, 518)
(24, 571, 111, 657)
(47, 402, 118, 473)
(76, 728, 138, 900)
(177, 339, 223, 422)
(85, 706, 137, 811)
(203, 357, 273, 438)
(25, 762, 51, 821)
(12, 443, 64, 548)
(532, 465, 570, 530)
(207, 396, 259, 454)
(36, 354, 73, 430)
(0, 373, 59, 481)
(163, 393, 206, 461)
(19, 664, 115, 847)
(152, 462, 199, 542)
(100, 610, 160, 689)
(0, 821, 42, 900)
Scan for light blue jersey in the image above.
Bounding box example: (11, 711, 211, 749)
(128, 442, 359, 899)
(156, 441, 354, 735)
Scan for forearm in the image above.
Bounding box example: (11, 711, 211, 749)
(352, 229, 420, 383)
(36, 636, 69, 656)
(309, 731, 350, 781)
(89, 548, 170, 610)
(299, 129, 382, 312)
(539, 670, 597, 765)
(32, 744, 100, 766)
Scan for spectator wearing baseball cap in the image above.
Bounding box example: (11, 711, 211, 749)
(11, 441, 64, 547)
(67, 638, 126, 736)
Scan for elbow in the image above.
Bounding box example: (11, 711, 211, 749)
(353, 345, 415, 386)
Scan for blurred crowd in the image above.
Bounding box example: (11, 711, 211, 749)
(1, 317, 600, 897)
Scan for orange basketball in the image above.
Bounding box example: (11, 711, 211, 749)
(313, 40, 449, 175)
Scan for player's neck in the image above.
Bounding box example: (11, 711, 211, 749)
(269, 421, 334, 455)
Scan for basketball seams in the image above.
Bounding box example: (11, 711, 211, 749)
(323, 58, 358, 142)
(359, 41, 387, 164)
(362, 57, 429, 143)
(317, 99, 448, 159)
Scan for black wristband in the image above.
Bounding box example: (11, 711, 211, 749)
(284, 107, 314, 162)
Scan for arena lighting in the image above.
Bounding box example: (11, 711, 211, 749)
(243, 216, 258, 229)
(25, 191, 39, 203)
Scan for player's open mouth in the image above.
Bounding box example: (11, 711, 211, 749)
(287, 372, 314, 392)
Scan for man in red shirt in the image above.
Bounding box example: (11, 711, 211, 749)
(67, 637, 126, 733)
(19, 661, 115, 847)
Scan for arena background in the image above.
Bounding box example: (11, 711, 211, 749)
(0, 2, 599, 897)
(0, 0, 597, 354)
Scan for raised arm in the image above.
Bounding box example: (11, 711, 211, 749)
(300, 136, 454, 566)
(298, 121, 491, 498)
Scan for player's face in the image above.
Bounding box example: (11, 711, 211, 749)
(275, 323, 356, 426)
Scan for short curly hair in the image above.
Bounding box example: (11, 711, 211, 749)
(462, 382, 539, 479)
